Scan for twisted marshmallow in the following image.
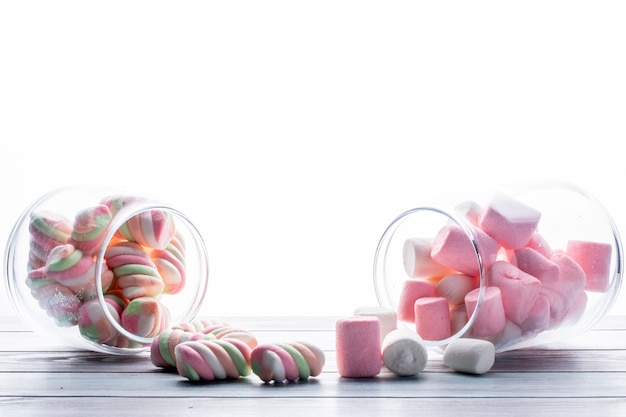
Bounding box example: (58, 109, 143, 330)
(28, 211, 72, 269)
(250, 342, 325, 383)
(150, 319, 257, 369)
(151, 327, 216, 369)
(175, 338, 252, 381)
(150, 234, 186, 295)
(27, 267, 81, 327)
(120, 296, 170, 338)
(78, 294, 127, 344)
(45, 244, 114, 298)
(105, 241, 164, 299)
(68, 205, 112, 256)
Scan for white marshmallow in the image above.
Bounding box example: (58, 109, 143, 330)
(381, 328, 428, 376)
(403, 237, 452, 278)
(443, 338, 495, 375)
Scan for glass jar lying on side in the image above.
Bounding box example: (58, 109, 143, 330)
(374, 182, 623, 352)
(4, 186, 209, 355)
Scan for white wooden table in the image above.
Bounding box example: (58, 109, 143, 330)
(1, 315, 625, 416)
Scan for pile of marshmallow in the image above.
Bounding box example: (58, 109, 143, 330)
(338, 306, 494, 376)
(150, 318, 325, 383)
(398, 193, 612, 349)
(25, 195, 185, 348)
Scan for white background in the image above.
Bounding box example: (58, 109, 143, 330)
(1, 1, 625, 319)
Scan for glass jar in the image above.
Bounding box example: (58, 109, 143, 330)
(373, 182, 623, 352)
(4, 186, 209, 355)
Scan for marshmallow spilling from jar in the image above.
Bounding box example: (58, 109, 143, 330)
(399, 193, 613, 350)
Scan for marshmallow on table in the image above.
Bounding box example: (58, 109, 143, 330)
(443, 338, 495, 375)
(151, 327, 214, 368)
(430, 223, 499, 276)
(397, 279, 436, 322)
(335, 316, 381, 378)
(403, 238, 453, 279)
(202, 324, 259, 349)
(250, 342, 325, 383)
(566, 240, 612, 292)
(175, 338, 253, 382)
(381, 328, 428, 376)
(464, 286, 506, 338)
(478, 193, 541, 250)
(487, 261, 542, 325)
(414, 297, 451, 341)
(354, 306, 397, 342)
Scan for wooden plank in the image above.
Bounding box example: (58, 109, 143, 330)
(2, 327, 626, 353)
(2, 348, 626, 373)
(1, 397, 625, 417)
(1, 371, 625, 399)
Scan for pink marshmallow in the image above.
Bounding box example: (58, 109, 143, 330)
(450, 304, 468, 335)
(335, 316, 381, 378)
(436, 274, 478, 306)
(353, 306, 397, 342)
(560, 290, 588, 326)
(414, 297, 451, 341)
(487, 261, 542, 325)
(540, 287, 568, 325)
(512, 247, 559, 287)
(454, 200, 483, 227)
(431, 223, 498, 276)
(397, 279, 436, 322)
(465, 286, 506, 338)
(478, 193, 541, 249)
(526, 233, 553, 258)
(566, 240, 612, 292)
(519, 293, 551, 334)
(547, 252, 587, 317)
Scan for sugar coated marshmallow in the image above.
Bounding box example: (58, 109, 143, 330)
(22, 193, 191, 349)
(335, 316, 382, 378)
(566, 240, 612, 293)
(396, 191, 614, 350)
